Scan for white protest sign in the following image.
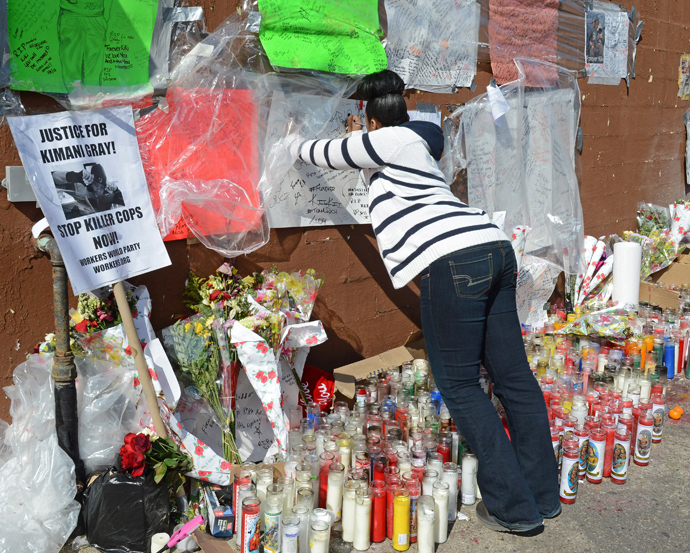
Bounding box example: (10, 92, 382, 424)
(8, 106, 171, 294)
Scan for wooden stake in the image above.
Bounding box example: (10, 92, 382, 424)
(113, 281, 168, 438)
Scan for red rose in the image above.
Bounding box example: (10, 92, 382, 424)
(210, 290, 221, 301)
(267, 371, 276, 380)
(132, 464, 145, 477)
(131, 434, 151, 454)
(124, 433, 136, 446)
(74, 320, 90, 333)
(121, 452, 138, 470)
(125, 346, 132, 356)
(195, 446, 204, 456)
(119, 444, 131, 457)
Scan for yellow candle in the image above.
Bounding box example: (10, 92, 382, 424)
(393, 489, 410, 551)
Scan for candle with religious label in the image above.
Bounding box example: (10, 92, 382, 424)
(281, 515, 300, 553)
(586, 428, 606, 484)
(235, 482, 256, 547)
(651, 394, 665, 443)
(610, 429, 631, 484)
(392, 488, 411, 551)
(559, 439, 579, 504)
(263, 484, 283, 553)
(634, 413, 653, 466)
(432, 481, 449, 543)
(240, 496, 261, 553)
(405, 478, 420, 543)
(574, 425, 589, 481)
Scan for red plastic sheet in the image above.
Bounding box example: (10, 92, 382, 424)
(135, 87, 260, 241)
(488, 0, 560, 85)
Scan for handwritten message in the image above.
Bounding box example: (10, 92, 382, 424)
(266, 92, 370, 228)
(385, 0, 480, 92)
(257, 0, 387, 75)
(586, 2, 629, 84)
(8, 0, 159, 94)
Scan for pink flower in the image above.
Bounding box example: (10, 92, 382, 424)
(306, 336, 318, 346)
(256, 343, 269, 354)
(195, 446, 204, 456)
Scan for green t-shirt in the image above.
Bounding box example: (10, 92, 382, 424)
(59, 0, 104, 17)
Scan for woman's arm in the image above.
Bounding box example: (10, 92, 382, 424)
(294, 126, 403, 171)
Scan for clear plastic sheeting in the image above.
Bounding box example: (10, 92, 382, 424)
(135, 13, 356, 256)
(446, 58, 584, 276)
(76, 357, 142, 474)
(0, 355, 80, 553)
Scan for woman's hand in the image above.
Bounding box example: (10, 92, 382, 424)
(347, 115, 364, 133)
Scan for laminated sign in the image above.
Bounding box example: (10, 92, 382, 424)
(8, 106, 171, 294)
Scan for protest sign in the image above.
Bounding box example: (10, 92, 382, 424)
(8, 106, 171, 295)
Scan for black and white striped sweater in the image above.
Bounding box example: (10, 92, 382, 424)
(294, 121, 507, 289)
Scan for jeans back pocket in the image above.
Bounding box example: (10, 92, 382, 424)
(449, 253, 493, 298)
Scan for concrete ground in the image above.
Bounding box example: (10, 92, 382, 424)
(65, 378, 690, 553)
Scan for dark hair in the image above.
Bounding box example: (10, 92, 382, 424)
(91, 164, 106, 186)
(357, 70, 409, 128)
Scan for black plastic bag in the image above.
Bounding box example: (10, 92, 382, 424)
(83, 468, 170, 553)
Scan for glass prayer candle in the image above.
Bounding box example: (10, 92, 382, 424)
(309, 520, 330, 553)
(574, 425, 589, 481)
(318, 452, 334, 509)
(235, 482, 256, 547)
(292, 505, 310, 553)
(393, 488, 411, 551)
(353, 487, 372, 551)
(432, 481, 449, 544)
(341, 481, 359, 543)
(281, 515, 300, 553)
(263, 484, 283, 553)
(240, 496, 261, 553)
(559, 440, 579, 504)
(417, 495, 435, 553)
(296, 487, 314, 511)
(386, 477, 402, 540)
(442, 462, 459, 521)
(233, 470, 252, 515)
(279, 477, 295, 515)
(586, 428, 606, 483)
(426, 453, 443, 477)
(422, 469, 438, 496)
(355, 452, 370, 482)
(634, 413, 654, 466)
(405, 479, 420, 544)
(437, 436, 452, 463)
(397, 451, 412, 475)
(601, 419, 617, 478)
(326, 462, 345, 521)
(461, 452, 478, 505)
(371, 480, 386, 543)
(651, 394, 665, 443)
(373, 455, 388, 482)
(610, 429, 631, 484)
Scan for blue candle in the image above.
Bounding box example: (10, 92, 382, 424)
(664, 343, 675, 379)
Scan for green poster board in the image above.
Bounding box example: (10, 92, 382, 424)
(8, 0, 159, 94)
(258, 0, 387, 75)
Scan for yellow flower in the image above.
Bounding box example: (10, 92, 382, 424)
(232, 267, 238, 275)
(184, 322, 191, 332)
(194, 322, 204, 335)
(205, 317, 215, 329)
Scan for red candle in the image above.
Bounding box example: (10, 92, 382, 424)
(602, 419, 617, 478)
(586, 428, 606, 484)
(371, 481, 386, 542)
(411, 459, 426, 483)
(631, 406, 640, 449)
(386, 477, 402, 540)
(437, 443, 451, 463)
(373, 455, 388, 482)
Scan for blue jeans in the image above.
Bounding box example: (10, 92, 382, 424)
(420, 241, 559, 530)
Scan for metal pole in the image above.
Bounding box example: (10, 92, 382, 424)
(36, 235, 85, 487)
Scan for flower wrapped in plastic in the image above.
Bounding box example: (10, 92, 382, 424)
(621, 230, 684, 279)
(636, 202, 670, 236)
(669, 201, 690, 245)
(557, 305, 636, 342)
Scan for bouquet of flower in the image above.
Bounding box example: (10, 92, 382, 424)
(637, 203, 670, 236)
(119, 430, 193, 492)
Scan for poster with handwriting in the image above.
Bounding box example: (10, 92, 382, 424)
(585, 2, 629, 84)
(8, 0, 159, 94)
(8, 106, 171, 294)
(266, 92, 371, 228)
(257, 0, 387, 75)
(385, 0, 480, 93)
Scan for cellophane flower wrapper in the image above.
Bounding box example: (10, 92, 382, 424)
(72, 285, 155, 365)
(510, 226, 530, 272)
(574, 237, 608, 306)
(669, 202, 690, 245)
(637, 202, 670, 236)
(622, 230, 684, 279)
(580, 254, 614, 305)
(557, 305, 635, 341)
(256, 270, 323, 324)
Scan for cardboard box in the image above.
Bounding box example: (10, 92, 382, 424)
(204, 485, 234, 538)
(638, 261, 690, 309)
(333, 331, 426, 399)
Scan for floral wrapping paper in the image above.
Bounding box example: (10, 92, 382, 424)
(510, 226, 530, 272)
(574, 236, 598, 305)
(669, 202, 690, 245)
(575, 237, 608, 306)
(230, 320, 327, 459)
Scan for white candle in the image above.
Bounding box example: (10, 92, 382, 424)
(416, 497, 435, 553)
(432, 482, 449, 544)
(427, 458, 443, 477)
(339, 445, 351, 470)
(341, 482, 358, 542)
(151, 533, 169, 552)
(353, 490, 372, 551)
(422, 469, 439, 496)
(326, 463, 345, 521)
(461, 453, 477, 505)
(309, 534, 329, 553)
(442, 463, 459, 521)
(398, 458, 412, 475)
(640, 379, 652, 401)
